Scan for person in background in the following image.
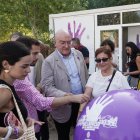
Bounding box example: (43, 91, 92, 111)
(33, 42, 49, 140)
(0, 41, 38, 139)
(36, 42, 57, 140)
(14, 36, 89, 140)
(123, 41, 140, 88)
(41, 30, 89, 140)
(79, 47, 130, 115)
(101, 39, 119, 69)
(11, 35, 52, 140)
(34, 42, 48, 90)
(71, 37, 89, 69)
(10, 32, 23, 41)
(39, 43, 49, 58)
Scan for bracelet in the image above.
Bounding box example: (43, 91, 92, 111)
(3, 126, 13, 140)
(13, 127, 19, 138)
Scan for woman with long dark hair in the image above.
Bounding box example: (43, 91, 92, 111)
(124, 42, 140, 87)
(0, 41, 31, 139)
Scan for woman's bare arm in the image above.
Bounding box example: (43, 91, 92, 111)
(79, 87, 93, 113)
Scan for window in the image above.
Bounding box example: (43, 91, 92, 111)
(123, 11, 140, 24)
(97, 13, 120, 26)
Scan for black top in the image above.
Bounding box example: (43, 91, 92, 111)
(79, 45, 89, 69)
(0, 79, 28, 127)
(128, 54, 140, 78)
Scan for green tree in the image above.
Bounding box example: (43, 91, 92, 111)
(0, 0, 87, 42)
(87, 0, 140, 9)
(0, 0, 139, 43)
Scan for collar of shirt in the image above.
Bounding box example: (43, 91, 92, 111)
(56, 48, 74, 59)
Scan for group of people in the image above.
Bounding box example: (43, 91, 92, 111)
(0, 29, 139, 140)
(100, 39, 140, 88)
(0, 32, 89, 140)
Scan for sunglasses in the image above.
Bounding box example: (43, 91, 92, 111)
(95, 58, 109, 63)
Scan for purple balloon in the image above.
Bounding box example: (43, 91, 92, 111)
(74, 89, 140, 140)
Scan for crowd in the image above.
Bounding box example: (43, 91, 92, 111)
(0, 30, 139, 140)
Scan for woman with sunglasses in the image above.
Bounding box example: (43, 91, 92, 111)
(101, 39, 119, 69)
(78, 47, 130, 114)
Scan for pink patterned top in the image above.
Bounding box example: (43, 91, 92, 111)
(14, 76, 54, 133)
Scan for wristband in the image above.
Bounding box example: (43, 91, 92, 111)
(3, 126, 13, 140)
(13, 127, 19, 138)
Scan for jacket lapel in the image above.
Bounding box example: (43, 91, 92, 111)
(54, 50, 69, 76)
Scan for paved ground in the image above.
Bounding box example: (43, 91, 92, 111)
(48, 116, 73, 140)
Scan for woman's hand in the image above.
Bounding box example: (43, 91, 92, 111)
(26, 118, 44, 127)
(123, 72, 129, 76)
(71, 94, 90, 103)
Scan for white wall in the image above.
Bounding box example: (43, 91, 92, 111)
(50, 4, 140, 73)
(128, 26, 140, 44)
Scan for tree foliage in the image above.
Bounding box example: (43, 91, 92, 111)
(87, 0, 140, 9)
(0, 0, 139, 43)
(0, 0, 87, 42)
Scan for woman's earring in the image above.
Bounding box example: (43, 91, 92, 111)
(4, 70, 9, 73)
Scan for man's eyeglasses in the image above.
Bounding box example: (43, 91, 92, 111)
(95, 58, 109, 63)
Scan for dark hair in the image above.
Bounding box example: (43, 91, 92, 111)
(125, 42, 140, 60)
(71, 38, 80, 45)
(101, 39, 115, 52)
(40, 43, 49, 58)
(0, 41, 30, 73)
(95, 47, 112, 58)
(16, 36, 40, 50)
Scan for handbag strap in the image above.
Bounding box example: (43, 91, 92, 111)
(0, 84, 27, 130)
(106, 70, 116, 92)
